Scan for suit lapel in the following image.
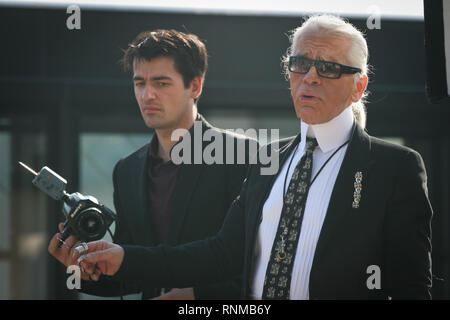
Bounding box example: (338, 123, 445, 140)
(132, 142, 155, 245)
(166, 118, 208, 245)
(166, 164, 204, 245)
(312, 124, 374, 265)
(243, 134, 302, 292)
(251, 133, 302, 224)
(247, 134, 302, 253)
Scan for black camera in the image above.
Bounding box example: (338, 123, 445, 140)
(60, 192, 116, 242)
(19, 162, 116, 243)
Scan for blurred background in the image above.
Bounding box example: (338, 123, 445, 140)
(0, 0, 449, 299)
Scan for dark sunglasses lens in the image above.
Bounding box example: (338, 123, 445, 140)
(290, 57, 312, 73)
(290, 58, 342, 78)
(316, 61, 341, 78)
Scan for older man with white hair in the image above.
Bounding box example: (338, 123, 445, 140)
(75, 15, 433, 300)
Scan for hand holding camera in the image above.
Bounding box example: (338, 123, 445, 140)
(19, 162, 118, 280)
(73, 240, 125, 281)
(19, 162, 117, 243)
(48, 223, 90, 280)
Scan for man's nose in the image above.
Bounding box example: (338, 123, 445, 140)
(303, 65, 321, 85)
(142, 84, 157, 100)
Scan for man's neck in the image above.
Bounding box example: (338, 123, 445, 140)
(155, 109, 198, 162)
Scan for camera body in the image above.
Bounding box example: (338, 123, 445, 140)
(22, 164, 116, 243)
(61, 192, 116, 242)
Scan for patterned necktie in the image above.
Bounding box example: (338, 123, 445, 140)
(262, 137, 318, 300)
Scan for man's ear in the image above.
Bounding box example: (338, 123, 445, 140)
(352, 75, 368, 102)
(190, 77, 204, 100)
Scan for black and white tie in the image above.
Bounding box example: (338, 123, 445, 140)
(262, 137, 318, 300)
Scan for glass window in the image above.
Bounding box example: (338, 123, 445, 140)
(380, 137, 405, 146)
(0, 133, 11, 252)
(0, 261, 10, 299)
(79, 132, 152, 299)
(0, 132, 11, 300)
(80, 133, 153, 220)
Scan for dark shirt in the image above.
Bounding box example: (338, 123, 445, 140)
(147, 116, 199, 244)
(147, 137, 180, 244)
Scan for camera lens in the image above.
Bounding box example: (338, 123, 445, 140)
(82, 214, 100, 233)
(77, 207, 105, 241)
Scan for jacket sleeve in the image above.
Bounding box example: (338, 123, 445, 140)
(384, 149, 433, 299)
(112, 165, 253, 292)
(192, 156, 252, 299)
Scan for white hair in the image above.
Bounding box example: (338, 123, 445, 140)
(283, 14, 370, 128)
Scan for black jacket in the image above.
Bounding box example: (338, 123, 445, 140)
(80, 115, 255, 299)
(114, 124, 433, 299)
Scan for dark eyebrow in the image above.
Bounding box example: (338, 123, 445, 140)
(132, 75, 173, 81)
(152, 76, 173, 82)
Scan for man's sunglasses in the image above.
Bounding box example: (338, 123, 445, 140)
(288, 56, 361, 79)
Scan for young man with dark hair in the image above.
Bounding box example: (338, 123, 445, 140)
(48, 29, 255, 299)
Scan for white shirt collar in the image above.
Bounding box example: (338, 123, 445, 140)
(300, 105, 355, 153)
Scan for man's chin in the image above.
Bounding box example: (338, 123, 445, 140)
(144, 118, 164, 129)
(296, 107, 319, 124)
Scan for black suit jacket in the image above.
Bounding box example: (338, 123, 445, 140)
(80, 115, 255, 299)
(114, 124, 433, 299)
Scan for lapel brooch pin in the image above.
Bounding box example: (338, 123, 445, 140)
(352, 171, 363, 209)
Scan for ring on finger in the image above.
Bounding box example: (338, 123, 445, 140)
(74, 242, 89, 256)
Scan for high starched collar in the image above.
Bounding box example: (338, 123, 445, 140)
(300, 105, 354, 153)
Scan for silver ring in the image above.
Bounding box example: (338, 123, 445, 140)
(77, 255, 86, 264)
(74, 242, 89, 256)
